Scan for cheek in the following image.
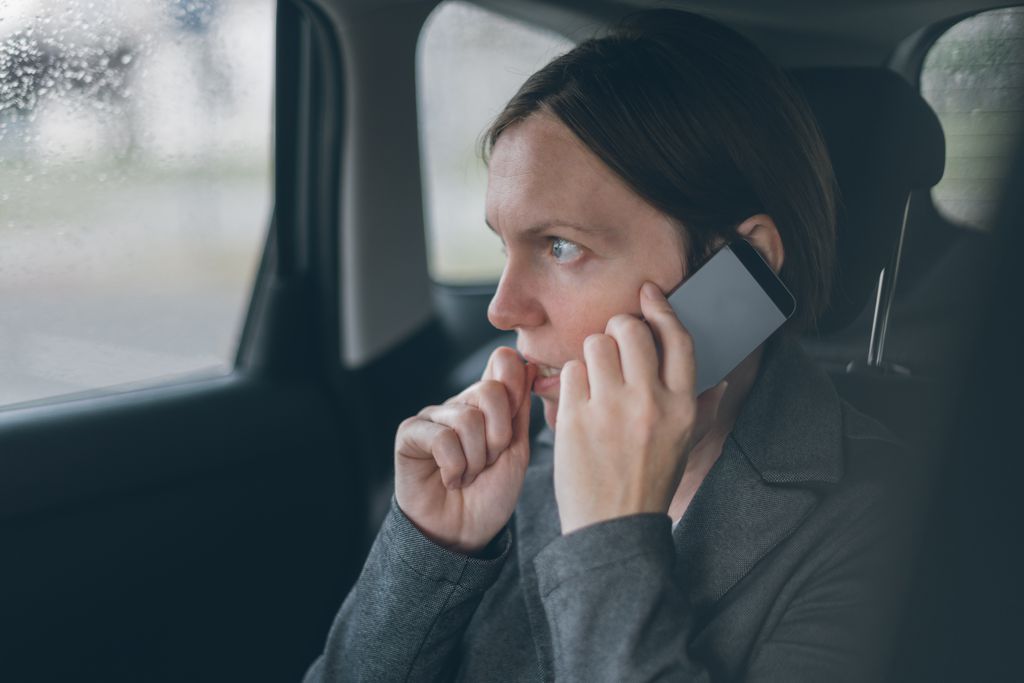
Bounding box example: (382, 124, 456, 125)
(557, 296, 636, 355)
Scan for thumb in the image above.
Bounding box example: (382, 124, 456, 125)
(702, 379, 729, 420)
(511, 363, 537, 446)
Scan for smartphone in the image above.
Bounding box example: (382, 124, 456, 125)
(665, 240, 795, 394)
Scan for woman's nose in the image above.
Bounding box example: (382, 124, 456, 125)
(487, 266, 545, 331)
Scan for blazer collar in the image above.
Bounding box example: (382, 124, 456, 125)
(673, 332, 846, 612)
(531, 332, 844, 484)
(522, 333, 845, 616)
(730, 332, 844, 485)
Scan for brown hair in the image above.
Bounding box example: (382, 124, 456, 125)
(480, 9, 836, 334)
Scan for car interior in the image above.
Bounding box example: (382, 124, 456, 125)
(1, 0, 1021, 681)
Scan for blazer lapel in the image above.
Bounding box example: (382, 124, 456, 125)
(513, 334, 844, 672)
(514, 427, 561, 681)
(672, 333, 845, 614)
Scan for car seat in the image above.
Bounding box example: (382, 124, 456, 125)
(791, 67, 964, 459)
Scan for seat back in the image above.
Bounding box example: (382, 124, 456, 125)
(790, 67, 945, 337)
(791, 68, 949, 451)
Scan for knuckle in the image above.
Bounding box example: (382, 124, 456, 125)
(584, 333, 610, 351)
(673, 397, 697, 422)
(635, 395, 663, 426)
(453, 405, 482, 432)
(431, 427, 459, 453)
(478, 379, 508, 404)
(605, 314, 635, 334)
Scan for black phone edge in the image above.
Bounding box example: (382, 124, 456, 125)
(729, 239, 797, 318)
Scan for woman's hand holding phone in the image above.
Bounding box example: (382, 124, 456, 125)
(394, 347, 537, 555)
(553, 282, 728, 535)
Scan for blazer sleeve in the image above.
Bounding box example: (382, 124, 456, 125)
(303, 498, 511, 683)
(533, 510, 908, 683)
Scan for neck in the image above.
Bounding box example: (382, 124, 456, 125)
(668, 343, 765, 524)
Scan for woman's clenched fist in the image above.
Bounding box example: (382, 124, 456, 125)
(394, 347, 537, 554)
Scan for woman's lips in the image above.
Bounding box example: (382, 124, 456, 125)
(527, 361, 562, 396)
(532, 372, 560, 396)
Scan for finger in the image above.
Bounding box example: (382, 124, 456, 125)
(582, 333, 622, 396)
(559, 359, 589, 406)
(510, 363, 537, 446)
(418, 405, 487, 486)
(639, 281, 696, 395)
(444, 376, 519, 464)
(495, 364, 536, 476)
(482, 346, 528, 409)
(605, 313, 658, 387)
(398, 418, 468, 489)
(700, 379, 729, 411)
(472, 380, 514, 464)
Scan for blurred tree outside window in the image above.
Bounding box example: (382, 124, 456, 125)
(0, 0, 274, 408)
(416, 1, 573, 284)
(921, 6, 1024, 231)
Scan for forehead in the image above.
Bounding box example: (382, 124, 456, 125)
(485, 113, 656, 238)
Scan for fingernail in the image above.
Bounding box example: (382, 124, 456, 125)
(642, 282, 662, 300)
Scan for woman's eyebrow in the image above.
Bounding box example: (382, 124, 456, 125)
(484, 217, 612, 238)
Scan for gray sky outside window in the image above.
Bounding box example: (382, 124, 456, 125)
(922, 7, 1024, 231)
(417, 1, 574, 284)
(0, 0, 274, 408)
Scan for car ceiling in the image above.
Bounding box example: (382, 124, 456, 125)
(336, 0, 1012, 66)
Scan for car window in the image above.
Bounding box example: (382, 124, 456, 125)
(416, 0, 573, 284)
(920, 6, 1024, 231)
(0, 0, 274, 409)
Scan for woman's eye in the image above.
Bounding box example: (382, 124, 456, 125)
(550, 237, 583, 264)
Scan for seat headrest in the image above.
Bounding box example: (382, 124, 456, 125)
(789, 67, 945, 334)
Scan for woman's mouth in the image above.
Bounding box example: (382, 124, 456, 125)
(531, 363, 562, 396)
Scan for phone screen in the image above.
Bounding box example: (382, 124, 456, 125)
(665, 240, 795, 394)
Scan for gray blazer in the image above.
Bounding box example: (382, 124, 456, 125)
(305, 334, 918, 682)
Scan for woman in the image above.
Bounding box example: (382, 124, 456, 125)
(306, 9, 913, 682)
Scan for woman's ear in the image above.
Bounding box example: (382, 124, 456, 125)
(735, 214, 785, 274)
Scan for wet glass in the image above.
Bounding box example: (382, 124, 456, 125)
(922, 6, 1024, 231)
(0, 0, 275, 407)
(416, 0, 573, 284)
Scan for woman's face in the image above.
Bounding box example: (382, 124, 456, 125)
(485, 112, 688, 429)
